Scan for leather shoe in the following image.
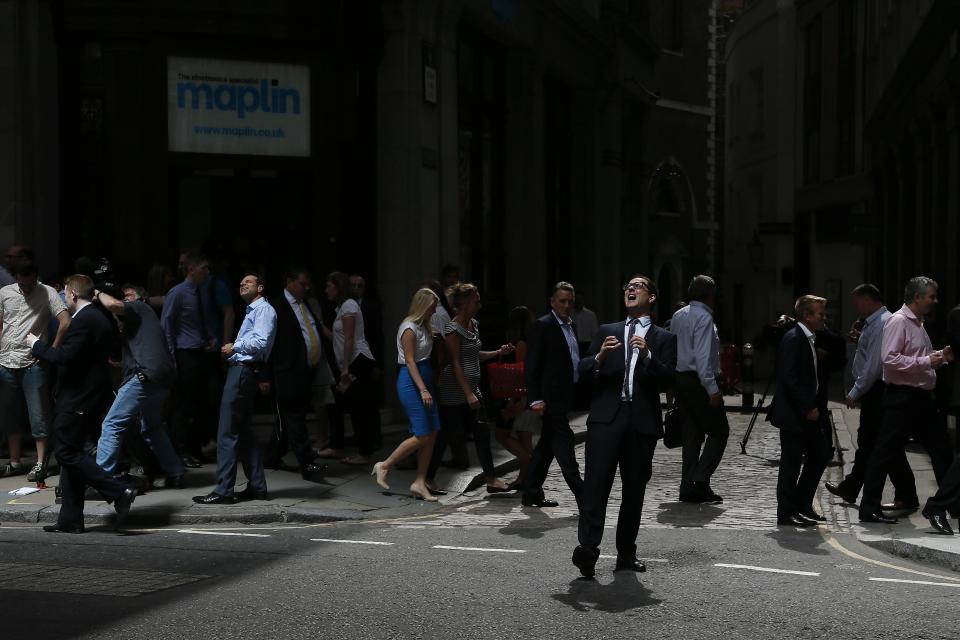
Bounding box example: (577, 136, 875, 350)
(181, 454, 203, 469)
(798, 508, 826, 522)
(614, 556, 647, 573)
(572, 545, 600, 578)
(522, 497, 560, 508)
(922, 508, 955, 535)
(192, 491, 238, 505)
(679, 484, 717, 504)
(777, 514, 814, 527)
(824, 481, 859, 504)
(236, 487, 269, 502)
(43, 523, 85, 534)
(301, 462, 330, 483)
(164, 475, 186, 490)
(859, 510, 898, 524)
(113, 487, 136, 526)
(881, 499, 919, 512)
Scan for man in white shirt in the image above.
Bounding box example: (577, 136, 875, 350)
(0, 262, 70, 480)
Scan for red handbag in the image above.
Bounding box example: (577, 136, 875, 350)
(486, 359, 526, 399)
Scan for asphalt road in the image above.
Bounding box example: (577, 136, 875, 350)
(2, 507, 959, 640)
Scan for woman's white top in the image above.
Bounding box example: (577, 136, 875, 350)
(333, 299, 375, 366)
(396, 320, 433, 365)
(430, 306, 452, 336)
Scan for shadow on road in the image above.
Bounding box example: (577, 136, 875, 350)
(551, 573, 662, 612)
(497, 507, 577, 540)
(765, 528, 830, 555)
(655, 502, 724, 527)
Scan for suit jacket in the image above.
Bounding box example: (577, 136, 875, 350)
(31, 303, 114, 414)
(269, 294, 328, 398)
(525, 313, 579, 414)
(768, 324, 820, 432)
(577, 320, 677, 437)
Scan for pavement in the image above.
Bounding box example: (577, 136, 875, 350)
(0, 413, 590, 528)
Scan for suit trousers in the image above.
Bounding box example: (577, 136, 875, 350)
(777, 425, 830, 517)
(924, 455, 960, 514)
(214, 366, 267, 497)
(578, 402, 657, 558)
(269, 372, 317, 470)
(522, 410, 584, 504)
(860, 385, 953, 513)
(675, 373, 729, 490)
(172, 348, 213, 456)
(54, 408, 130, 528)
(840, 382, 914, 500)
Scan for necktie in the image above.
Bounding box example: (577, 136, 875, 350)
(299, 300, 321, 366)
(194, 284, 212, 343)
(623, 319, 638, 400)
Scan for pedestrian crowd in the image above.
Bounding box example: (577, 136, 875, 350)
(2, 244, 958, 569)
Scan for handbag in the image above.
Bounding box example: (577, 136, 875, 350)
(486, 358, 526, 400)
(662, 400, 683, 449)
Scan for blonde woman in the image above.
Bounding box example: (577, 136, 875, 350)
(372, 288, 443, 501)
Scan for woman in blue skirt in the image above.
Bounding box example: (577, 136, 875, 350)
(372, 288, 443, 501)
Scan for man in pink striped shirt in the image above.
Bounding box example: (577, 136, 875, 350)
(858, 276, 956, 524)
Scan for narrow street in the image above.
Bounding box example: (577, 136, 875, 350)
(3, 412, 957, 639)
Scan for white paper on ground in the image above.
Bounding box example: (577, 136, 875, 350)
(7, 487, 41, 496)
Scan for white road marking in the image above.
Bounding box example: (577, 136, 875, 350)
(869, 577, 960, 588)
(599, 555, 668, 563)
(177, 530, 271, 538)
(310, 538, 394, 546)
(433, 545, 526, 554)
(714, 563, 819, 576)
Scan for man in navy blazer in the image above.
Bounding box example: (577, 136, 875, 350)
(571, 275, 677, 578)
(522, 282, 585, 507)
(26, 274, 136, 533)
(768, 294, 830, 527)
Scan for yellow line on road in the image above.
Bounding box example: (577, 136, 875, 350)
(821, 531, 960, 583)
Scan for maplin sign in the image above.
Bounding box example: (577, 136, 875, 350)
(167, 57, 310, 157)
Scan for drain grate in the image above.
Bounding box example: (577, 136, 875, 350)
(0, 562, 209, 597)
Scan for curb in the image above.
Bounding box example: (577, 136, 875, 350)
(858, 536, 960, 573)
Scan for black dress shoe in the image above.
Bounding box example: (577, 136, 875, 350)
(113, 487, 136, 525)
(614, 556, 647, 573)
(428, 488, 448, 496)
(572, 545, 600, 578)
(164, 475, 186, 490)
(798, 508, 826, 522)
(922, 509, 955, 535)
(824, 481, 859, 505)
(181, 454, 203, 469)
(777, 514, 814, 527)
(859, 510, 898, 524)
(881, 499, 920, 512)
(43, 523, 85, 534)
(236, 488, 270, 502)
(706, 488, 723, 504)
(679, 485, 715, 504)
(522, 497, 560, 508)
(486, 484, 512, 494)
(192, 491, 238, 505)
(301, 462, 329, 483)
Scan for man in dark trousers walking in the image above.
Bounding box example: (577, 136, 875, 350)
(522, 282, 584, 508)
(572, 274, 677, 578)
(26, 274, 136, 533)
(768, 295, 830, 527)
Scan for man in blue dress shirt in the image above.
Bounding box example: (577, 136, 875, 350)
(161, 251, 216, 467)
(193, 273, 277, 504)
(670, 275, 728, 504)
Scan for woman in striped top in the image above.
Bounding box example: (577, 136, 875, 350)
(426, 283, 515, 493)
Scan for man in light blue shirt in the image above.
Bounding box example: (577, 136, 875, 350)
(670, 275, 729, 504)
(193, 273, 277, 505)
(826, 284, 914, 506)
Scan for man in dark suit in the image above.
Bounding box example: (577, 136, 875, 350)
(26, 274, 136, 533)
(768, 295, 831, 527)
(266, 267, 329, 482)
(522, 282, 585, 508)
(571, 274, 677, 578)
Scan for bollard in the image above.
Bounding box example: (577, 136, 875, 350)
(741, 342, 754, 409)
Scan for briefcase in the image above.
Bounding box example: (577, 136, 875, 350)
(662, 401, 683, 449)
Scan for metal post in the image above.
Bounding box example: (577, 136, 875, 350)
(741, 343, 754, 410)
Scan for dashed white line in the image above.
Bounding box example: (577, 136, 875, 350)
(433, 545, 526, 554)
(310, 538, 394, 546)
(715, 563, 819, 576)
(177, 530, 271, 538)
(869, 577, 960, 588)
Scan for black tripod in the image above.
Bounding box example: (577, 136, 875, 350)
(740, 372, 776, 454)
